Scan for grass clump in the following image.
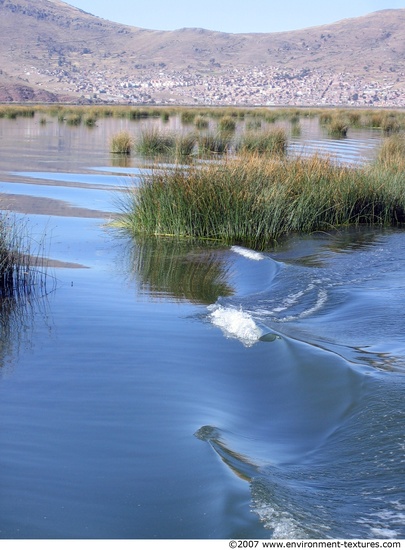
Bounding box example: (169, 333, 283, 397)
(110, 131, 133, 154)
(236, 128, 288, 156)
(0, 213, 48, 297)
(194, 115, 209, 129)
(65, 113, 82, 126)
(116, 135, 405, 250)
(135, 129, 196, 158)
(136, 129, 176, 156)
(197, 132, 232, 155)
(326, 117, 348, 137)
(375, 133, 405, 171)
(174, 133, 196, 157)
(180, 110, 197, 125)
(218, 115, 237, 132)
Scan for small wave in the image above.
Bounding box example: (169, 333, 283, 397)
(255, 283, 328, 324)
(251, 480, 314, 539)
(207, 304, 263, 347)
(279, 288, 328, 321)
(231, 246, 265, 261)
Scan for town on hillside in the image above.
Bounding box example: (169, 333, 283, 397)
(30, 63, 404, 107)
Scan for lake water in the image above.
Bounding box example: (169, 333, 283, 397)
(0, 113, 404, 540)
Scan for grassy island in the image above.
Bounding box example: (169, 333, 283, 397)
(116, 133, 405, 250)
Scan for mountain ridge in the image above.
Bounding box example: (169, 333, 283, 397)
(0, 0, 404, 106)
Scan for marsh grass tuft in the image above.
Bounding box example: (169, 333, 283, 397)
(116, 134, 405, 250)
(0, 213, 49, 297)
(218, 116, 237, 132)
(194, 115, 209, 129)
(236, 128, 288, 155)
(110, 131, 133, 154)
(375, 133, 405, 171)
(197, 132, 232, 155)
(136, 129, 176, 156)
(174, 133, 197, 157)
(135, 129, 196, 158)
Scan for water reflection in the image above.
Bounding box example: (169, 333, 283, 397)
(119, 236, 235, 304)
(110, 154, 133, 168)
(0, 293, 51, 376)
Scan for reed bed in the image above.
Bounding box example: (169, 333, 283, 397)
(197, 132, 232, 155)
(194, 115, 209, 129)
(326, 117, 349, 137)
(0, 213, 48, 297)
(116, 136, 405, 250)
(218, 115, 237, 132)
(135, 128, 196, 157)
(135, 129, 176, 156)
(236, 128, 288, 155)
(375, 133, 405, 171)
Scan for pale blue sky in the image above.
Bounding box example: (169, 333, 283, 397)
(66, 0, 404, 33)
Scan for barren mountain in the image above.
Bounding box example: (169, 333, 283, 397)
(0, 0, 404, 105)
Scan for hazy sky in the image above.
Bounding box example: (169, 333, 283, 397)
(65, 0, 404, 33)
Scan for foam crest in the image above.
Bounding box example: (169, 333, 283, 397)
(231, 245, 265, 261)
(208, 304, 262, 347)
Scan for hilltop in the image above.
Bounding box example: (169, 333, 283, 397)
(0, 0, 404, 106)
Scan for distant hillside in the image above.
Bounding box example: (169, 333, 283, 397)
(0, 0, 404, 106)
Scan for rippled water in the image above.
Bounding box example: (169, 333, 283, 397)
(0, 114, 403, 540)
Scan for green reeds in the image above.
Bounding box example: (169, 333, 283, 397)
(135, 129, 175, 156)
(327, 119, 348, 137)
(197, 132, 232, 154)
(236, 128, 288, 156)
(0, 213, 48, 297)
(110, 131, 133, 154)
(194, 115, 209, 129)
(135, 129, 196, 157)
(320, 111, 349, 137)
(174, 133, 196, 157)
(218, 115, 236, 132)
(116, 139, 405, 250)
(65, 113, 82, 126)
(375, 133, 405, 170)
(180, 110, 196, 125)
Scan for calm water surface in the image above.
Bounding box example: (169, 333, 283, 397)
(0, 114, 403, 540)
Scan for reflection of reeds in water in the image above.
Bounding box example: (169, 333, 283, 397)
(110, 153, 133, 168)
(0, 293, 51, 375)
(120, 236, 234, 304)
(0, 214, 53, 373)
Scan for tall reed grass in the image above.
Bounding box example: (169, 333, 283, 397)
(135, 128, 196, 157)
(218, 116, 236, 132)
(116, 135, 405, 250)
(236, 128, 288, 155)
(110, 131, 133, 154)
(0, 213, 48, 297)
(197, 132, 232, 154)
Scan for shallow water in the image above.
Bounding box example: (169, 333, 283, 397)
(0, 114, 403, 540)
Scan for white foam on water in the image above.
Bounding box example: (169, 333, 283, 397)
(370, 527, 399, 538)
(357, 505, 405, 539)
(255, 285, 328, 322)
(231, 245, 265, 261)
(252, 499, 309, 539)
(279, 288, 328, 322)
(207, 304, 262, 347)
